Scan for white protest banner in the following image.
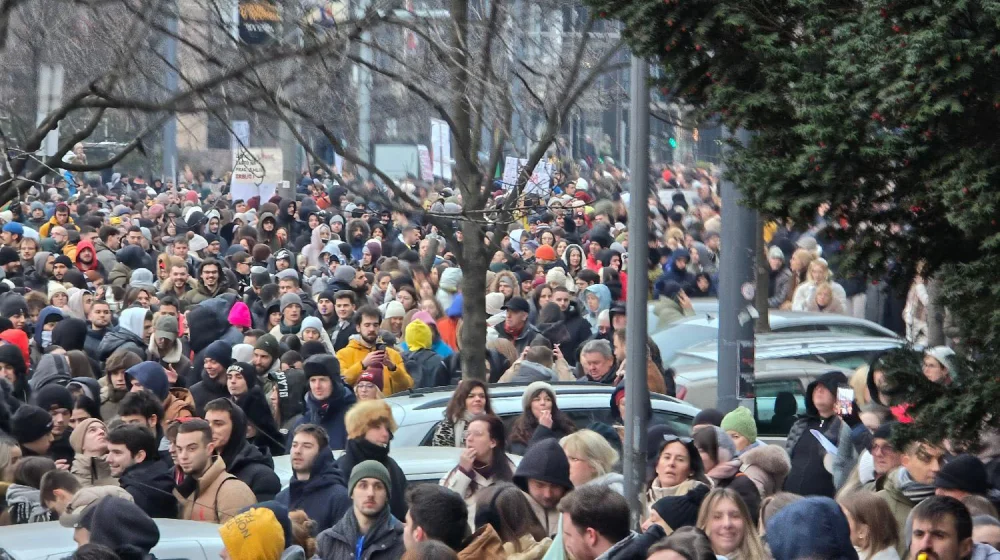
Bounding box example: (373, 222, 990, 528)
(501, 157, 555, 195)
(417, 145, 433, 182)
(430, 118, 452, 180)
(231, 147, 282, 203)
(231, 121, 250, 153)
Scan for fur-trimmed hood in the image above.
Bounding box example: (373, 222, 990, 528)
(344, 400, 397, 440)
(740, 443, 792, 498)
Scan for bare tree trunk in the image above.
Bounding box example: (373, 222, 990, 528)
(460, 220, 489, 381)
(755, 215, 771, 333)
(926, 277, 945, 347)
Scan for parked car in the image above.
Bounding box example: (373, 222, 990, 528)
(666, 333, 906, 373)
(0, 519, 223, 560)
(274, 447, 523, 490)
(647, 298, 718, 332)
(385, 382, 700, 447)
(652, 310, 900, 365)
(675, 358, 855, 440)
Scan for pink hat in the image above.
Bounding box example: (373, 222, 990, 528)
(228, 301, 252, 329)
(184, 190, 199, 203)
(411, 310, 436, 327)
(147, 204, 165, 219)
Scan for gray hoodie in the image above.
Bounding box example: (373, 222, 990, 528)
(511, 361, 558, 384)
(28, 354, 72, 393)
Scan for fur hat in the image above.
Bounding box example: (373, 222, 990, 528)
(345, 400, 397, 440)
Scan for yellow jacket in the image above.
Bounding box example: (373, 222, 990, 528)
(38, 216, 78, 238)
(336, 337, 413, 396)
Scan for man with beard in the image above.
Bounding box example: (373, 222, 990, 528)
(347, 218, 371, 262)
(148, 315, 193, 383)
(189, 340, 233, 415)
(286, 355, 356, 450)
(84, 300, 112, 364)
(158, 260, 196, 300)
(0, 247, 22, 283)
(25, 251, 54, 291)
(173, 419, 256, 523)
(252, 334, 307, 428)
(203, 398, 281, 502)
(1, 222, 23, 248)
(275, 424, 351, 532)
(52, 255, 72, 282)
(337, 306, 412, 396)
(182, 258, 236, 306)
(316, 461, 405, 559)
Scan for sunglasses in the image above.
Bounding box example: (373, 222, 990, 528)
(663, 435, 694, 445)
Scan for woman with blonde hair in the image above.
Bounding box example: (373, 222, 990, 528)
(792, 258, 848, 311)
(696, 488, 768, 560)
(806, 282, 847, 314)
(839, 491, 900, 560)
(780, 249, 817, 310)
(560, 430, 623, 494)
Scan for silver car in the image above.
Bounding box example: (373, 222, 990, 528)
(385, 382, 700, 446)
(0, 519, 223, 560)
(274, 447, 523, 490)
(675, 358, 855, 440)
(652, 310, 899, 365)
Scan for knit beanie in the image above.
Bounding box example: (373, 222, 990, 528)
(334, 265, 357, 285)
(934, 454, 989, 495)
(348, 460, 392, 498)
(303, 354, 340, 382)
(227, 362, 257, 391)
(204, 340, 234, 368)
(11, 405, 53, 444)
(535, 245, 557, 261)
(228, 302, 252, 329)
(521, 381, 555, 410)
(127, 362, 169, 401)
(693, 408, 725, 427)
(384, 301, 405, 319)
(255, 334, 281, 361)
(280, 293, 303, 314)
(32, 384, 74, 413)
(219, 506, 285, 560)
(651, 483, 710, 532)
(69, 418, 107, 454)
(720, 407, 758, 444)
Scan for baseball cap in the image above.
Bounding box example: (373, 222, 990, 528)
(502, 297, 530, 314)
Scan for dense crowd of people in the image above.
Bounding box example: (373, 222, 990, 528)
(0, 157, 986, 560)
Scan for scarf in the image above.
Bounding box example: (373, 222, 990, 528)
(897, 468, 935, 503)
(646, 478, 705, 504)
(279, 321, 301, 335)
(707, 459, 742, 483)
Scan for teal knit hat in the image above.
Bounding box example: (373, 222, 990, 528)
(720, 406, 757, 443)
(348, 460, 392, 498)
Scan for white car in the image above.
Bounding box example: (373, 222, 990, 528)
(0, 519, 223, 560)
(384, 382, 700, 447)
(273, 447, 523, 490)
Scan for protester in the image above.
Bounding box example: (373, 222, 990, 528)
(73, 497, 161, 560)
(877, 439, 946, 554)
(696, 488, 768, 560)
(507, 381, 576, 456)
(558, 485, 636, 560)
(105, 424, 177, 519)
(512, 438, 573, 536)
(766, 496, 859, 560)
(275, 424, 351, 532)
(839, 490, 901, 560)
(403, 484, 470, 552)
(316, 460, 406, 560)
(338, 400, 408, 519)
(172, 418, 257, 523)
(784, 370, 855, 497)
(430, 380, 492, 448)
(440, 414, 515, 528)
(287, 354, 356, 450)
(203, 398, 281, 502)
(647, 434, 711, 514)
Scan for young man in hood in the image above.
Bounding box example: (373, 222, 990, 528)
(189, 340, 233, 415)
(513, 438, 574, 536)
(275, 424, 351, 532)
(203, 398, 281, 502)
(783, 370, 856, 498)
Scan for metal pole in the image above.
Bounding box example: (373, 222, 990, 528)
(162, 7, 178, 185)
(716, 128, 757, 413)
(357, 2, 373, 178)
(623, 53, 650, 531)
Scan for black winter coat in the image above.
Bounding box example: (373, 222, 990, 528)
(189, 372, 230, 417)
(275, 444, 351, 532)
(234, 389, 286, 457)
(287, 387, 356, 451)
(120, 459, 178, 519)
(97, 328, 147, 363)
(219, 404, 282, 502)
(337, 438, 408, 520)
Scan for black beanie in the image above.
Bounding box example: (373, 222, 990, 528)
(651, 483, 710, 532)
(203, 340, 233, 368)
(693, 408, 725, 427)
(935, 454, 989, 495)
(254, 334, 281, 361)
(227, 362, 256, 391)
(32, 385, 74, 413)
(303, 355, 340, 382)
(11, 405, 53, 444)
(300, 341, 328, 361)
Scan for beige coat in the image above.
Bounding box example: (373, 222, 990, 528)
(441, 464, 508, 530)
(174, 457, 256, 523)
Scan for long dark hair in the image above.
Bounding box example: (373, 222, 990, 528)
(474, 482, 547, 548)
(469, 414, 514, 481)
(445, 380, 493, 423)
(509, 387, 576, 447)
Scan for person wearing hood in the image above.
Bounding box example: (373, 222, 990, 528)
(0, 342, 30, 404)
(551, 289, 593, 367)
(359, 239, 383, 274)
(98, 307, 149, 362)
(337, 400, 408, 520)
(190, 340, 234, 415)
(204, 397, 282, 502)
(276, 423, 351, 532)
(127, 361, 195, 423)
(219, 504, 303, 560)
(436, 267, 462, 312)
(402, 319, 448, 388)
(302, 224, 333, 269)
(100, 349, 141, 420)
(657, 247, 696, 293)
(69, 417, 117, 487)
(109, 244, 146, 288)
(24, 251, 54, 291)
(147, 314, 193, 386)
(225, 362, 285, 458)
(31, 305, 64, 358)
(106, 423, 178, 519)
(31, 384, 75, 463)
(337, 306, 413, 396)
(693, 426, 761, 522)
(182, 258, 236, 306)
(766, 496, 859, 560)
(29, 352, 72, 394)
(651, 280, 695, 328)
(287, 355, 357, 450)
(584, 230, 611, 273)
(316, 460, 406, 560)
(784, 370, 857, 498)
(346, 218, 371, 262)
(276, 198, 304, 241)
(73, 239, 102, 276)
(582, 284, 611, 334)
(559, 429, 624, 495)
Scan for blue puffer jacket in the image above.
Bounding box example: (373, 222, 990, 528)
(275, 444, 351, 532)
(286, 387, 356, 451)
